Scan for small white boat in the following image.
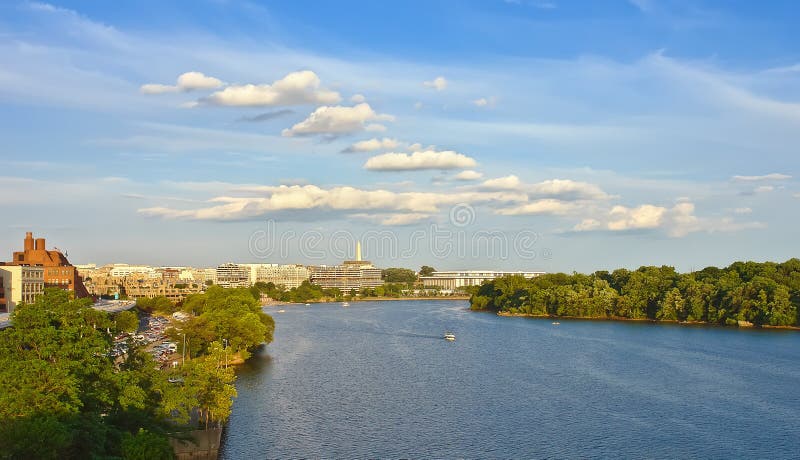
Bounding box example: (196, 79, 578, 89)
(552, 321, 560, 325)
(444, 332, 455, 341)
(342, 302, 350, 307)
(277, 309, 286, 313)
(305, 303, 311, 306)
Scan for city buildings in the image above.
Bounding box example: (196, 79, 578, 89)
(6, 232, 89, 298)
(248, 264, 311, 289)
(309, 242, 383, 292)
(0, 265, 45, 313)
(420, 270, 546, 291)
(215, 263, 251, 289)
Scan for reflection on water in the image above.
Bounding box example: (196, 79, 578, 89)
(221, 300, 800, 459)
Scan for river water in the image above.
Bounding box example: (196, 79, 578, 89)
(220, 300, 800, 458)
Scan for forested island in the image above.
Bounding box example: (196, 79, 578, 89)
(0, 286, 274, 459)
(470, 259, 800, 328)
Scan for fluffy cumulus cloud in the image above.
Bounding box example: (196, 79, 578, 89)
(423, 76, 448, 91)
(731, 173, 792, 182)
(480, 175, 522, 190)
(363, 150, 477, 171)
(342, 137, 400, 153)
(454, 170, 484, 181)
(282, 103, 393, 137)
(138, 183, 528, 222)
(350, 94, 366, 103)
(529, 179, 611, 200)
(496, 199, 580, 216)
(202, 70, 341, 107)
(141, 71, 223, 94)
(571, 201, 763, 237)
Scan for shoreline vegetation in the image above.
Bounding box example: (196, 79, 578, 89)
(0, 286, 274, 459)
(469, 259, 800, 331)
(495, 311, 800, 330)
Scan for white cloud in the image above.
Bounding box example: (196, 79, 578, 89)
(481, 175, 522, 190)
(140, 71, 223, 94)
(496, 199, 579, 216)
(423, 76, 448, 91)
(364, 150, 477, 171)
(473, 96, 496, 107)
(350, 93, 366, 103)
(454, 170, 484, 181)
(529, 179, 611, 200)
(734, 207, 753, 214)
(414, 102, 423, 110)
(282, 103, 394, 137)
(365, 123, 388, 132)
(731, 173, 792, 182)
(202, 70, 341, 107)
(138, 183, 528, 221)
(343, 137, 400, 153)
(754, 185, 775, 193)
(570, 201, 763, 237)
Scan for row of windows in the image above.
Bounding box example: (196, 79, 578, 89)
(46, 268, 73, 276)
(22, 283, 45, 293)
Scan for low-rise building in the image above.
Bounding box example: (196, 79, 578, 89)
(420, 270, 546, 290)
(0, 265, 45, 313)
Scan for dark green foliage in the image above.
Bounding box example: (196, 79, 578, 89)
(170, 286, 275, 360)
(115, 309, 140, 333)
(136, 296, 177, 314)
(121, 429, 174, 460)
(0, 289, 175, 459)
(419, 265, 436, 277)
(470, 259, 800, 327)
(252, 280, 342, 302)
(382, 268, 417, 284)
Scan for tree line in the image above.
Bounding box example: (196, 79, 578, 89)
(0, 286, 275, 459)
(469, 259, 800, 327)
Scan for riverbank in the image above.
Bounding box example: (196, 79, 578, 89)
(494, 310, 800, 330)
(263, 296, 469, 306)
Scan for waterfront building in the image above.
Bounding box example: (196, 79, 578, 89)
(309, 242, 383, 292)
(7, 232, 89, 298)
(420, 270, 546, 290)
(0, 265, 45, 313)
(252, 264, 311, 289)
(215, 263, 250, 288)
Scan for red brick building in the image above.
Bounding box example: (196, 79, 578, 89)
(8, 232, 90, 298)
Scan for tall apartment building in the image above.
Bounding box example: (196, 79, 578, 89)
(7, 232, 89, 298)
(0, 265, 45, 313)
(309, 242, 383, 292)
(215, 263, 250, 288)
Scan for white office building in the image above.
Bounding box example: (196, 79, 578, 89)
(420, 270, 545, 290)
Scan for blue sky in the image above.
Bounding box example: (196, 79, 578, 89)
(1, 0, 799, 273)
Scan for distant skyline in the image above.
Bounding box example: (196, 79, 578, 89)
(1, 0, 799, 273)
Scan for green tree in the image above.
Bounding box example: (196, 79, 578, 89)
(419, 265, 436, 277)
(115, 309, 140, 333)
(121, 428, 174, 460)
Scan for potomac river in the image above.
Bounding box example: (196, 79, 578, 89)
(220, 300, 800, 458)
